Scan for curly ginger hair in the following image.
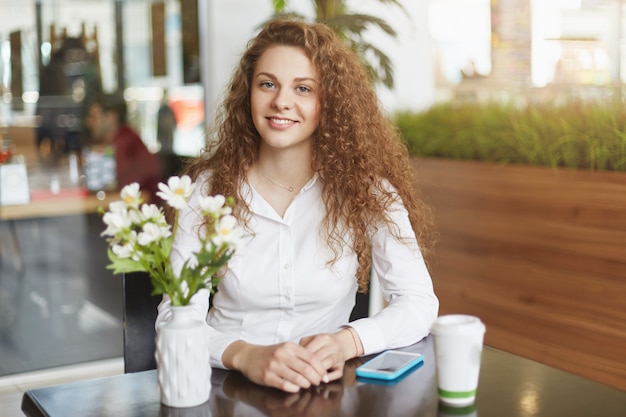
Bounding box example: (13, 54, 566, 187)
(183, 18, 436, 292)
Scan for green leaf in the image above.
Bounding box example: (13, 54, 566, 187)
(273, 0, 287, 13)
(106, 252, 147, 275)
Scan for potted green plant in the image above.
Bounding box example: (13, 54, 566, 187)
(395, 101, 626, 171)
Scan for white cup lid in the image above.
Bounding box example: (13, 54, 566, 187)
(431, 314, 486, 335)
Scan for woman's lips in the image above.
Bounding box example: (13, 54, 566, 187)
(267, 117, 297, 128)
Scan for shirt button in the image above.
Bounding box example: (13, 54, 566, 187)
(284, 263, 290, 269)
(285, 294, 292, 301)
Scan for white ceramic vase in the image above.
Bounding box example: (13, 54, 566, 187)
(155, 306, 211, 408)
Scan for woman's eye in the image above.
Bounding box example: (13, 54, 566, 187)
(260, 81, 275, 89)
(297, 85, 311, 94)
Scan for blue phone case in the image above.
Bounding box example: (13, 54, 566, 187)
(355, 351, 424, 381)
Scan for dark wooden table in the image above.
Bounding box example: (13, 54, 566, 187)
(21, 338, 626, 417)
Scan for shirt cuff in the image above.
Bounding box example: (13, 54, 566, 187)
(347, 318, 386, 356)
(208, 331, 239, 369)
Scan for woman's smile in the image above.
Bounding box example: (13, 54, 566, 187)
(267, 117, 298, 127)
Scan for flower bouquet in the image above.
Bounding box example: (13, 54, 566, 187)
(101, 175, 243, 305)
(100, 175, 243, 408)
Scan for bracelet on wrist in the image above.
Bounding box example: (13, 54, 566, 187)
(347, 327, 361, 358)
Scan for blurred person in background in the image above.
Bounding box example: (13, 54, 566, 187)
(85, 92, 161, 201)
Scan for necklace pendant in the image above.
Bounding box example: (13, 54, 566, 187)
(287, 186, 294, 192)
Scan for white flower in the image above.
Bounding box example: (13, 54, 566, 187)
(140, 204, 164, 223)
(198, 195, 232, 217)
(157, 175, 194, 209)
(111, 231, 138, 259)
(213, 215, 243, 248)
(101, 208, 132, 237)
(109, 201, 128, 214)
(137, 222, 171, 246)
(120, 183, 141, 207)
(112, 241, 135, 259)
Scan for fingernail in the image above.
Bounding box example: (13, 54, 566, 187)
(322, 375, 329, 384)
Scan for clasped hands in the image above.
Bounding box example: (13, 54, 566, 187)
(223, 328, 361, 393)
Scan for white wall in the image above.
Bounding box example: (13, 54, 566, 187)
(200, 0, 273, 125)
(354, 0, 435, 113)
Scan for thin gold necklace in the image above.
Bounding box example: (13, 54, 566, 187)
(258, 167, 311, 192)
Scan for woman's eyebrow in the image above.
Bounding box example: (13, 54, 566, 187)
(255, 72, 277, 80)
(294, 77, 319, 84)
(255, 72, 318, 84)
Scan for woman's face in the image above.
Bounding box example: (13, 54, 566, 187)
(250, 45, 321, 153)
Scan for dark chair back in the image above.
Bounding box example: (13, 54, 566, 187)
(350, 292, 370, 321)
(122, 271, 161, 373)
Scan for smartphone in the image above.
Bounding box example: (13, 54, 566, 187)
(355, 350, 424, 381)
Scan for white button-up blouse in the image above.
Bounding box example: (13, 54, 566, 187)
(156, 174, 439, 368)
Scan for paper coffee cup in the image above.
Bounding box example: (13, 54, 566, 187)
(431, 315, 486, 406)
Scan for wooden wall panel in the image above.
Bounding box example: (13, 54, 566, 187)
(414, 158, 626, 392)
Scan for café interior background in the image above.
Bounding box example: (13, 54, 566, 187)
(0, 0, 623, 377)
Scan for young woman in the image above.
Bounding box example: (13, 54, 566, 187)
(156, 18, 439, 393)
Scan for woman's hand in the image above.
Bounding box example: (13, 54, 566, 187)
(222, 340, 330, 393)
(299, 328, 362, 382)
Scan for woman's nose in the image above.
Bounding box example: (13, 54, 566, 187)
(272, 89, 294, 110)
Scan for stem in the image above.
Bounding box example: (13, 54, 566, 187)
(171, 210, 180, 241)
